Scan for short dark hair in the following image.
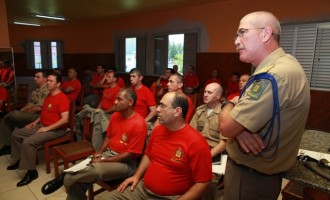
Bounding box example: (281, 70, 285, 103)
(170, 73, 184, 84)
(108, 70, 118, 79)
(120, 88, 137, 107)
(166, 68, 175, 74)
(129, 68, 143, 76)
(171, 92, 188, 120)
(49, 72, 62, 83)
(233, 72, 241, 77)
(36, 70, 49, 78)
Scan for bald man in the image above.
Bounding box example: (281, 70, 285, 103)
(190, 83, 226, 158)
(220, 11, 310, 199)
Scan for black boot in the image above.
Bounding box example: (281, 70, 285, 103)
(0, 145, 11, 156)
(7, 160, 20, 170)
(17, 170, 38, 187)
(41, 173, 66, 194)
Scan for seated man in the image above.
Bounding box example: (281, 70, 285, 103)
(83, 65, 105, 108)
(7, 72, 70, 187)
(154, 68, 175, 101)
(190, 83, 227, 158)
(227, 73, 250, 105)
(0, 70, 49, 156)
(102, 92, 213, 199)
(167, 73, 195, 123)
(41, 88, 147, 200)
(75, 70, 120, 150)
(184, 65, 200, 94)
(61, 67, 82, 102)
(129, 68, 157, 122)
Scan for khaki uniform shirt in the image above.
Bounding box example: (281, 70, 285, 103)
(190, 103, 226, 147)
(25, 84, 49, 109)
(228, 48, 310, 174)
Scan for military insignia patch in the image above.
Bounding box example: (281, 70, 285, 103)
(120, 133, 128, 145)
(171, 147, 184, 162)
(247, 80, 269, 100)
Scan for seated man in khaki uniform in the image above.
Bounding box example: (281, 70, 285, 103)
(190, 82, 227, 158)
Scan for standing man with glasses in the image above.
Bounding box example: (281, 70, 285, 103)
(219, 11, 310, 199)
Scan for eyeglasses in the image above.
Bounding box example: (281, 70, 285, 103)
(234, 28, 265, 40)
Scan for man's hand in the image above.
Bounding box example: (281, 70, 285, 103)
(235, 130, 264, 155)
(25, 121, 37, 130)
(116, 176, 140, 193)
(37, 126, 49, 133)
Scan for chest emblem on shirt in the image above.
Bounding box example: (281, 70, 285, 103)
(247, 80, 269, 100)
(120, 133, 128, 145)
(47, 104, 52, 110)
(171, 147, 184, 163)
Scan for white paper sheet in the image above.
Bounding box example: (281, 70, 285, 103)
(63, 157, 92, 173)
(298, 149, 330, 161)
(212, 154, 228, 175)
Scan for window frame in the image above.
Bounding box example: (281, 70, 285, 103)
(24, 40, 63, 69)
(280, 22, 330, 91)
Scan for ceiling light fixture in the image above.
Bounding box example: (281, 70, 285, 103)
(14, 22, 41, 26)
(35, 14, 66, 21)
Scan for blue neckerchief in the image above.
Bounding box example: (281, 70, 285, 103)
(239, 73, 280, 159)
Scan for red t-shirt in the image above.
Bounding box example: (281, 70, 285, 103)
(106, 112, 147, 154)
(184, 74, 199, 88)
(144, 124, 213, 196)
(117, 77, 125, 88)
(0, 86, 8, 101)
(227, 92, 240, 101)
(186, 96, 195, 123)
(0, 86, 8, 111)
(132, 85, 156, 118)
(61, 79, 82, 101)
(226, 79, 239, 97)
(1, 67, 13, 83)
(91, 74, 105, 94)
(100, 85, 120, 110)
(40, 91, 70, 127)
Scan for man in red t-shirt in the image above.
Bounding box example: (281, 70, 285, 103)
(166, 74, 195, 123)
(41, 88, 147, 200)
(83, 65, 105, 108)
(129, 68, 157, 122)
(184, 65, 200, 94)
(154, 68, 175, 100)
(61, 68, 82, 101)
(74, 70, 121, 149)
(106, 92, 213, 199)
(227, 74, 250, 105)
(8, 72, 70, 187)
(225, 72, 240, 98)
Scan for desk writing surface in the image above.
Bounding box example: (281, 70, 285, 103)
(283, 130, 330, 193)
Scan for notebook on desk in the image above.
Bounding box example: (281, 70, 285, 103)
(298, 149, 330, 161)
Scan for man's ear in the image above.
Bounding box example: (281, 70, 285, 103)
(174, 107, 183, 118)
(263, 26, 273, 42)
(178, 82, 183, 89)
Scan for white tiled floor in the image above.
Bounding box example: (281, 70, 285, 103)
(0, 151, 287, 200)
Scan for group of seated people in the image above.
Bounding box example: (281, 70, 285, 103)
(0, 64, 250, 200)
(0, 60, 15, 112)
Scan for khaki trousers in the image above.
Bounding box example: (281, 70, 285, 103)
(224, 158, 282, 200)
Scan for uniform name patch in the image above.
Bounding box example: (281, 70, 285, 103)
(247, 80, 269, 100)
